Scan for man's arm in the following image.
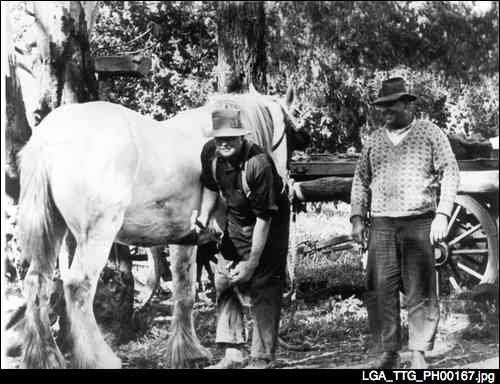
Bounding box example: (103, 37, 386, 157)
(231, 217, 271, 284)
(198, 141, 220, 226)
(350, 139, 372, 222)
(430, 126, 460, 244)
(248, 217, 271, 266)
(350, 138, 372, 245)
(433, 127, 460, 218)
(197, 187, 218, 227)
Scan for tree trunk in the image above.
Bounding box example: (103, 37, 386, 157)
(5, 13, 32, 199)
(216, 1, 268, 93)
(29, 1, 99, 123)
(6, 1, 100, 188)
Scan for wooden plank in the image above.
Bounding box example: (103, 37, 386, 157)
(94, 55, 152, 77)
(296, 176, 352, 203)
(458, 159, 499, 171)
(291, 164, 498, 201)
(290, 158, 498, 180)
(290, 161, 357, 180)
(458, 170, 499, 193)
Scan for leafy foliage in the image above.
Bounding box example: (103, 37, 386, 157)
(266, 1, 499, 152)
(92, 1, 217, 119)
(9, 1, 499, 149)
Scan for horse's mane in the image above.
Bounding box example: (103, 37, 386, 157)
(206, 93, 282, 155)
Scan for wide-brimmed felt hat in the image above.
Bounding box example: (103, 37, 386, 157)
(210, 108, 251, 137)
(371, 77, 417, 106)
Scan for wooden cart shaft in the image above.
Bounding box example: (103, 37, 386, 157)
(290, 157, 499, 202)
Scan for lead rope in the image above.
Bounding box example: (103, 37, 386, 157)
(287, 175, 298, 303)
(282, 175, 298, 323)
(278, 176, 310, 351)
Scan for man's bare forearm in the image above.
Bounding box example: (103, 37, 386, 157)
(198, 187, 218, 226)
(247, 217, 271, 267)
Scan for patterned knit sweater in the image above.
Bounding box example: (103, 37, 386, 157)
(350, 119, 460, 220)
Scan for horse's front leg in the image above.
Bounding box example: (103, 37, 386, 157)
(165, 244, 212, 368)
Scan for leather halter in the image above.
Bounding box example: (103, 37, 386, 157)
(272, 126, 286, 152)
(271, 104, 288, 152)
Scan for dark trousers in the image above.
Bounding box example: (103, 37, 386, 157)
(214, 197, 289, 360)
(365, 213, 440, 352)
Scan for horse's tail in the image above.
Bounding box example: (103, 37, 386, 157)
(18, 137, 66, 368)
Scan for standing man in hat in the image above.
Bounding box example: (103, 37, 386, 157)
(197, 107, 290, 369)
(350, 77, 460, 368)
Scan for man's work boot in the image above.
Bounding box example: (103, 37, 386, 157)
(410, 350, 428, 369)
(205, 347, 247, 369)
(371, 351, 401, 369)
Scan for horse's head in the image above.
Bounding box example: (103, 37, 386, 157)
(273, 85, 310, 155)
(253, 85, 310, 175)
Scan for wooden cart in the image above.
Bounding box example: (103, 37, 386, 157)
(290, 154, 499, 296)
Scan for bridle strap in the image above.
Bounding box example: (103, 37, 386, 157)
(272, 126, 286, 152)
(271, 102, 296, 153)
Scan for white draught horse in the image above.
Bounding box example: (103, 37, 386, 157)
(18, 88, 307, 369)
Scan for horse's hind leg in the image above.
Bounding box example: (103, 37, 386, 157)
(165, 244, 212, 368)
(55, 231, 77, 354)
(62, 215, 124, 369)
(22, 223, 66, 369)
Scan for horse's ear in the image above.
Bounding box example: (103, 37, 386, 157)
(285, 84, 295, 108)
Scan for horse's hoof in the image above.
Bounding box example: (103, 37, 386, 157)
(4, 330, 23, 357)
(24, 349, 66, 369)
(6, 343, 22, 357)
(103, 355, 122, 369)
(93, 353, 122, 369)
(167, 355, 211, 369)
(164, 338, 212, 369)
(74, 356, 121, 369)
(72, 351, 121, 369)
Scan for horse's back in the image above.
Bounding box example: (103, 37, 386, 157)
(35, 101, 144, 139)
(33, 101, 142, 177)
(24, 102, 142, 230)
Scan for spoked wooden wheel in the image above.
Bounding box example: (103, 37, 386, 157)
(435, 195, 498, 296)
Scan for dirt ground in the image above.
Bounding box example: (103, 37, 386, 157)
(3, 280, 498, 370)
(200, 295, 498, 370)
(117, 287, 498, 369)
(7, 202, 496, 369)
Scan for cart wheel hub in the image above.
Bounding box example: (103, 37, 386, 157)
(434, 242, 449, 267)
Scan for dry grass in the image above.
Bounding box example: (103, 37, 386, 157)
(5, 200, 497, 369)
(291, 202, 365, 301)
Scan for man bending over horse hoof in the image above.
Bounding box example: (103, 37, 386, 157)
(350, 77, 459, 369)
(197, 107, 290, 369)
